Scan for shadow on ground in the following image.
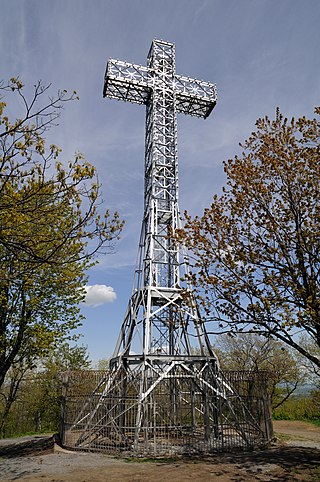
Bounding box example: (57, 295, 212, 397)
(0, 427, 319, 482)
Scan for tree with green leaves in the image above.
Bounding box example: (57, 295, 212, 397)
(0, 342, 91, 436)
(214, 334, 302, 409)
(295, 335, 320, 387)
(0, 78, 123, 392)
(176, 108, 320, 369)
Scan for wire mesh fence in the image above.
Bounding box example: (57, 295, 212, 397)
(60, 366, 273, 456)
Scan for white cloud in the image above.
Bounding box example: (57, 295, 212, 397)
(83, 284, 117, 307)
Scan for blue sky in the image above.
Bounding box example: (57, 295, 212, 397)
(2, 0, 320, 363)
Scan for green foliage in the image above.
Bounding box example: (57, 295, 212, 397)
(95, 358, 110, 370)
(0, 342, 91, 437)
(296, 335, 320, 386)
(273, 390, 320, 422)
(214, 333, 302, 408)
(177, 107, 320, 369)
(310, 418, 320, 427)
(0, 78, 124, 391)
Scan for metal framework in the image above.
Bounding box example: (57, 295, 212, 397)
(61, 369, 273, 455)
(107, 38, 217, 367)
(61, 39, 272, 455)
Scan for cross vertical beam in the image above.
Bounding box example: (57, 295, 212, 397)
(103, 39, 217, 359)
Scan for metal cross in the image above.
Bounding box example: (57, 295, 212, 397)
(63, 41, 271, 457)
(103, 39, 217, 359)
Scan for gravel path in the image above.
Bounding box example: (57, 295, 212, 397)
(0, 421, 319, 482)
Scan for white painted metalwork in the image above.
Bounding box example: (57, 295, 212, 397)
(62, 40, 272, 455)
(104, 39, 217, 361)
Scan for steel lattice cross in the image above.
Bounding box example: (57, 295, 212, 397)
(62, 41, 272, 456)
(103, 39, 217, 360)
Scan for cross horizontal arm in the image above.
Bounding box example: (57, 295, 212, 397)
(103, 59, 151, 105)
(174, 75, 217, 119)
(103, 57, 217, 118)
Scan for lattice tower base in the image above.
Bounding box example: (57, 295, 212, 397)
(61, 366, 273, 456)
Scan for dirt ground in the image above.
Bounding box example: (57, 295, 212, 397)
(0, 421, 319, 482)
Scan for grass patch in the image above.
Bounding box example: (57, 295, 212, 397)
(309, 418, 320, 427)
(310, 466, 320, 481)
(273, 432, 292, 441)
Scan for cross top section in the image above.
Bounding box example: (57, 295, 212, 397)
(103, 38, 217, 118)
